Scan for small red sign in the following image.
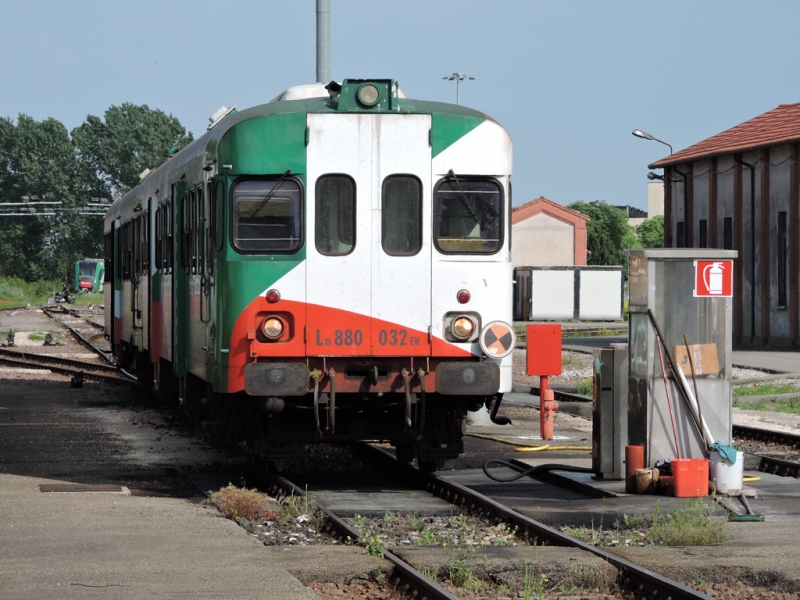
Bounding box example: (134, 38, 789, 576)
(694, 260, 733, 297)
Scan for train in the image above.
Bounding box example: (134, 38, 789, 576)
(103, 79, 515, 470)
(74, 259, 104, 293)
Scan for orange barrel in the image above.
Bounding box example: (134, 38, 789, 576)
(625, 445, 644, 493)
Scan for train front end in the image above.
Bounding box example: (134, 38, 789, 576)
(213, 80, 514, 469)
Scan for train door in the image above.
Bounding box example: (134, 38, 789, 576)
(305, 113, 432, 356)
(305, 113, 373, 356)
(172, 182, 188, 378)
(370, 114, 432, 356)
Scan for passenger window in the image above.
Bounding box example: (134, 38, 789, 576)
(382, 175, 422, 256)
(231, 179, 303, 253)
(434, 177, 502, 254)
(315, 175, 355, 256)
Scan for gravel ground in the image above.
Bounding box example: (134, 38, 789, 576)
(513, 349, 593, 388)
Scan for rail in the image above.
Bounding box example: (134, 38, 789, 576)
(0, 353, 139, 387)
(356, 443, 710, 600)
(41, 306, 114, 365)
(264, 472, 460, 600)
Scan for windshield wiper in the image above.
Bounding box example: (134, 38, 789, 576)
(446, 169, 481, 225)
(243, 169, 291, 223)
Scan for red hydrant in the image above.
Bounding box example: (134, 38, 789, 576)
(539, 375, 559, 440)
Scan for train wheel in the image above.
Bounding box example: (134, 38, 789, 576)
(395, 443, 414, 465)
(418, 459, 438, 474)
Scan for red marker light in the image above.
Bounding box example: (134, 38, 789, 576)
(457, 289, 470, 304)
(266, 289, 281, 303)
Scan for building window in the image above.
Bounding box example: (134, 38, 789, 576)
(676, 221, 685, 248)
(778, 211, 787, 308)
(699, 219, 707, 248)
(723, 217, 732, 250)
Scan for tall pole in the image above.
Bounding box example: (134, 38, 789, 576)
(456, 79, 460, 105)
(316, 0, 331, 84)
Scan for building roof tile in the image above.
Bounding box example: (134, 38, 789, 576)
(649, 102, 800, 169)
(512, 196, 591, 226)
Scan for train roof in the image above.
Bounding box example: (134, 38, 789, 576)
(107, 79, 501, 221)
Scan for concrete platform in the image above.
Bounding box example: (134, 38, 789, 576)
(0, 379, 315, 599)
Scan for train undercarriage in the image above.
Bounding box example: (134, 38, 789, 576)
(125, 349, 497, 472)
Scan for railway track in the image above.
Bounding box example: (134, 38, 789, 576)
(516, 328, 627, 342)
(733, 424, 800, 478)
(528, 386, 592, 403)
(41, 305, 114, 364)
(264, 443, 709, 600)
(0, 347, 138, 387)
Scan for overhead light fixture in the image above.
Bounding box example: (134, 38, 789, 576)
(647, 172, 664, 181)
(632, 129, 673, 154)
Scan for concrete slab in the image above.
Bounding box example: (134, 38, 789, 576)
(392, 545, 617, 590)
(263, 546, 389, 584)
(608, 519, 800, 592)
(305, 482, 452, 517)
(732, 351, 800, 374)
(0, 473, 317, 600)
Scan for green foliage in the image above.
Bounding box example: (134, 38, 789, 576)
(71, 102, 193, 195)
(733, 397, 800, 414)
(649, 499, 728, 546)
(733, 381, 800, 397)
(0, 276, 61, 307)
(0, 105, 191, 283)
(636, 215, 665, 248)
(524, 561, 547, 600)
(568, 200, 637, 268)
(448, 547, 485, 592)
(575, 376, 593, 396)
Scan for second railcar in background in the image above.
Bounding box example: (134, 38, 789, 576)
(104, 79, 515, 470)
(74, 259, 104, 293)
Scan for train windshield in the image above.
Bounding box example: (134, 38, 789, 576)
(434, 178, 502, 254)
(78, 261, 96, 277)
(231, 179, 303, 253)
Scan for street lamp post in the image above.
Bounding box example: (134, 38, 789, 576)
(632, 129, 673, 155)
(442, 72, 475, 105)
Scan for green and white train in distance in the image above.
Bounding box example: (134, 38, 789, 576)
(103, 79, 515, 471)
(74, 259, 104, 293)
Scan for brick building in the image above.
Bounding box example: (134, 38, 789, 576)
(650, 102, 800, 345)
(511, 197, 589, 267)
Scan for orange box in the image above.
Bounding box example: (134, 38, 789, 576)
(672, 458, 709, 497)
(526, 324, 562, 376)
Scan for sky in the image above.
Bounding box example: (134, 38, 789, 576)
(3, 0, 800, 211)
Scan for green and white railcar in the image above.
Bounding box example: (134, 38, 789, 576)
(104, 79, 515, 470)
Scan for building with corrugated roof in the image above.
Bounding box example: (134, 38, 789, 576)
(650, 102, 800, 345)
(511, 197, 590, 267)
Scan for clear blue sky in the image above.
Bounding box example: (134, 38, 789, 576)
(3, 0, 800, 211)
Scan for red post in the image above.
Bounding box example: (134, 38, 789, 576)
(526, 325, 562, 441)
(539, 375, 559, 440)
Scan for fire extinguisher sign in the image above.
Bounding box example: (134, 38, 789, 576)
(694, 260, 733, 297)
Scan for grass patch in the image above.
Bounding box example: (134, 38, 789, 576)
(562, 500, 727, 547)
(211, 484, 277, 522)
(733, 397, 800, 414)
(71, 292, 103, 306)
(650, 500, 728, 546)
(733, 382, 800, 397)
(0, 277, 62, 309)
(575, 376, 593, 396)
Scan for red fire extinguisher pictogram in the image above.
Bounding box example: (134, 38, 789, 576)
(695, 260, 733, 297)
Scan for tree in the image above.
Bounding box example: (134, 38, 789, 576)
(0, 104, 192, 284)
(0, 114, 96, 282)
(72, 103, 193, 196)
(636, 215, 665, 248)
(568, 200, 638, 268)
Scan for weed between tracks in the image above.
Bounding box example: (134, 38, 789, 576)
(211, 484, 329, 546)
(561, 499, 728, 547)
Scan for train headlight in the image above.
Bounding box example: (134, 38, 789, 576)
(451, 316, 475, 340)
(261, 316, 284, 339)
(357, 84, 380, 107)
